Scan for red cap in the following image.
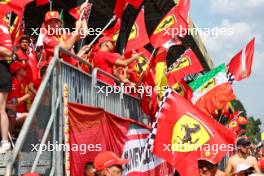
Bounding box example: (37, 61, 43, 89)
(10, 61, 26, 74)
(98, 36, 114, 46)
(23, 173, 40, 176)
(45, 11, 61, 23)
(94, 151, 128, 171)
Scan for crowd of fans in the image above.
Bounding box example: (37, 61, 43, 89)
(1, 4, 264, 176)
(20, 137, 264, 176)
(0, 3, 141, 154)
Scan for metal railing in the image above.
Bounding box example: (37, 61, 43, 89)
(4, 46, 148, 176)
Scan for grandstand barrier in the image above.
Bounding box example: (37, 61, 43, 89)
(3, 46, 149, 176)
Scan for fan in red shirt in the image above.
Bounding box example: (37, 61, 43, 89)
(8, 61, 33, 132)
(15, 35, 38, 95)
(93, 36, 140, 85)
(43, 6, 88, 65)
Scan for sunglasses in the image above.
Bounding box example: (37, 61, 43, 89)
(198, 161, 217, 170)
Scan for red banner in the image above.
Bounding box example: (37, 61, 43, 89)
(68, 102, 173, 176)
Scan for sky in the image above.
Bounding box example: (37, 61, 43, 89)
(190, 0, 264, 130)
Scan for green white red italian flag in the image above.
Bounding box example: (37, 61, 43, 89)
(189, 64, 236, 116)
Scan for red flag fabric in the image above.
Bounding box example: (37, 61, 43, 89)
(10, 12, 24, 45)
(128, 47, 151, 83)
(176, 0, 190, 22)
(0, 5, 11, 25)
(126, 0, 143, 9)
(167, 48, 203, 83)
(114, 0, 143, 18)
(125, 9, 149, 53)
(36, 0, 49, 6)
(0, 0, 33, 14)
(150, 6, 188, 48)
(69, 3, 92, 20)
(69, 6, 81, 20)
(189, 64, 236, 116)
(141, 68, 158, 122)
(68, 102, 173, 176)
(152, 90, 236, 175)
(114, 0, 127, 18)
(227, 38, 255, 82)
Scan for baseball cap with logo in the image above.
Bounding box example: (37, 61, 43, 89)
(93, 151, 128, 171)
(98, 36, 114, 46)
(45, 11, 61, 23)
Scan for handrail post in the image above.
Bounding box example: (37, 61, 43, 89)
(56, 60, 63, 176)
(92, 68, 99, 106)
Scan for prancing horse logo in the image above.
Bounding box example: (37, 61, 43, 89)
(171, 115, 210, 152)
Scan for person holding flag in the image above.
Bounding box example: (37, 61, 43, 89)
(43, 3, 89, 65)
(93, 36, 140, 86)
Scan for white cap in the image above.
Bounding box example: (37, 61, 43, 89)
(235, 163, 253, 173)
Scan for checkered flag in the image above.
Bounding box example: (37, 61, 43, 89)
(226, 71, 235, 84)
(146, 88, 173, 150)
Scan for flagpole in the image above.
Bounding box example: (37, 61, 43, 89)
(8, 12, 12, 28)
(78, 0, 89, 23)
(49, 0, 52, 11)
(87, 15, 116, 49)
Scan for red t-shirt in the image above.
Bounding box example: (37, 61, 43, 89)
(8, 78, 27, 113)
(16, 48, 35, 84)
(43, 35, 78, 65)
(93, 51, 120, 85)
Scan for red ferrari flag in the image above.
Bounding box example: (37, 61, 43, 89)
(152, 90, 236, 175)
(168, 78, 193, 101)
(36, 0, 49, 6)
(227, 37, 255, 82)
(128, 47, 151, 83)
(150, 6, 188, 48)
(125, 8, 149, 53)
(167, 48, 203, 82)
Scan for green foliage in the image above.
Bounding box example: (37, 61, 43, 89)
(231, 99, 247, 117)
